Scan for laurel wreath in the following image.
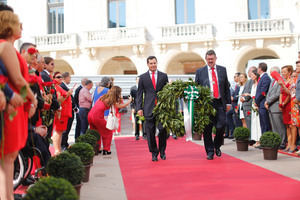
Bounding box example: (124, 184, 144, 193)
(153, 79, 215, 137)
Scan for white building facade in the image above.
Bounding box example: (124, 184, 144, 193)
(4, 0, 300, 79)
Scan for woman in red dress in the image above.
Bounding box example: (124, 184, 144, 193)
(0, 10, 37, 200)
(88, 86, 131, 155)
(52, 72, 72, 155)
(278, 65, 293, 152)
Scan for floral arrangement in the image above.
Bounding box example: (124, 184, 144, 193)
(251, 96, 259, 116)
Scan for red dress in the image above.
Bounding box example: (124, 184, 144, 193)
(88, 100, 113, 151)
(54, 84, 72, 131)
(281, 82, 291, 125)
(0, 45, 29, 157)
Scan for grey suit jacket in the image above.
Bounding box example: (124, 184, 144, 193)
(242, 79, 253, 111)
(266, 80, 281, 113)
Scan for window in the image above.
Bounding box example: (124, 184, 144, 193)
(248, 0, 270, 19)
(175, 0, 195, 24)
(0, 0, 7, 4)
(108, 0, 126, 28)
(48, 0, 64, 34)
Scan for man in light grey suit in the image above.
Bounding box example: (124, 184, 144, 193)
(265, 66, 286, 149)
(240, 66, 257, 130)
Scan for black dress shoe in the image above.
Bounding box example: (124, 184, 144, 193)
(207, 154, 214, 160)
(172, 134, 177, 139)
(160, 154, 166, 160)
(215, 148, 222, 157)
(152, 154, 158, 162)
(135, 136, 140, 140)
(228, 136, 234, 139)
(224, 135, 229, 138)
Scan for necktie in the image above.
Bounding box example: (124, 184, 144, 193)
(258, 77, 261, 83)
(152, 72, 156, 90)
(211, 67, 219, 98)
(272, 81, 275, 87)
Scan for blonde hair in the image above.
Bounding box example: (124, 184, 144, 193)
(100, 86, 122, 107)
(0, 11, 20, 39)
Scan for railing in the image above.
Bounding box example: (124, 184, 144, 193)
(158, 23, 214, 43)
(34, 33, 77, 51)
(232, 18, 291, 38)
(83, 27, 147, 47)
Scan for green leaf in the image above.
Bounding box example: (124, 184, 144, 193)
(20, 85, 27, 103)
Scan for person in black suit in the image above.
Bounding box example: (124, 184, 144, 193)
(137, 56, 169, 162)
(40, 57, 60, 143)
(255, 62, 271, 134)
(74, 78, 87, 139)
(60, 72, 74, 149)
(195, 50, 231, 160)
(130, 77, 145, 140)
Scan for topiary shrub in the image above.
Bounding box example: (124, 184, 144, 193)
(67, 142, 95, 165)
(76, 133, 97, 147)
(85, 129, 100, 141)
(46, 152, 84, 185)
(259, 131, 281, 149)
(233, 127, 250, 141)
(23, 176, 78, 200)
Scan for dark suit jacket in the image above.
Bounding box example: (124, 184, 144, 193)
(195, 65, 231, 110)
(74, 85, 83, 109)
(40, 70, 51, 82)
(130, 85, 138, 110)
(40, 70, 60, 111)
(241, 79, 253, 111)
(255, 73, 271, 108)
(137, 70, 168, 118)
(232, 85, 240, 109)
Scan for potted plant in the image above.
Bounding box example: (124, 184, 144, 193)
(233, 127, 250, 151)
(76, 134, 98, 155)
(46, 152, 84, 197)
(259, 131, 281, 160)
(85, 129, 101, 155)
(68, 142, 95, 182)
(23, 176, 78, 200)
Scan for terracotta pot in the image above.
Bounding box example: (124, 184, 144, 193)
(262, 147, 278, 160)
(236, 140, 249, 151)
(82, 163, 92, 182)
(73, 183, 82, 198)
(94, 144, 100, 156)
(192, 134, 202, 140)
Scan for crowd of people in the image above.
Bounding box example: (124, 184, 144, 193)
(0, 4, 133, 200)
(226, 55, 300, 155)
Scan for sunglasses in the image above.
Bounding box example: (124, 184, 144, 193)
(55, 76, 63, 79)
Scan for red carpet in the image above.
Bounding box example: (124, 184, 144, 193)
(115, 137, 300, 200)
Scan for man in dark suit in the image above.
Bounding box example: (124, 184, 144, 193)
(195, 50, 231, 160)
(60, 72, 75, 149)
(255, 62, 271, 134)
(74, 78, 87, 139)
(137, 56, 169, 162)
(40, 57, 60, 144)
(130, 77, 145, 140)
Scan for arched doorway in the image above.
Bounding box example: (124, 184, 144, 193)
(166, 52, 205, 74)
(53, 59, 74, 75)
(236, 48, 279, 73)
(99, 56, 137, 75)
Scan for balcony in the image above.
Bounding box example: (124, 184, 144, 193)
(157, 23, 214, 44)
(34, 33, 78, 52)
(82, 27, 147, 48)
(231, 18, 292, 39)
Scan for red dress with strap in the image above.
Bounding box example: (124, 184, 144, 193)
(281, 82, 291, 125)
(54, 84, 72, 131)
(0, 41, 29, 157)
(88, 100, 113, 151)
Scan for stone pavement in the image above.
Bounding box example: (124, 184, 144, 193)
(69, 111, 300, 199)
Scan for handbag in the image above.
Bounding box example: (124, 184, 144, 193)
(106, 105, 119, 130)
